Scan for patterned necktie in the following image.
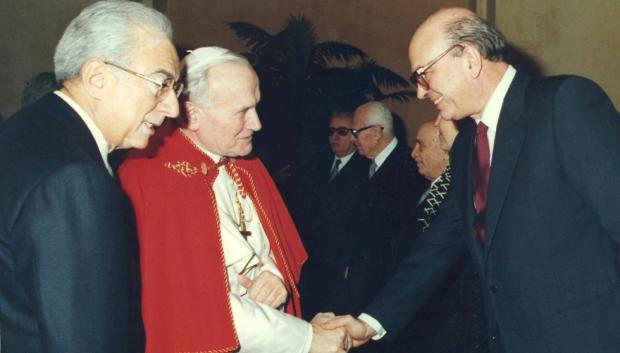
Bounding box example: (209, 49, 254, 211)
(328, 158, 341, 182)
(368, 160, 377, 179)
(472, 122, 490, 242)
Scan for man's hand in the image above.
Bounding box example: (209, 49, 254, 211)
(310, 313, 350, 353)
(238, 271, 287, 308)
(321, 315, 375, 348)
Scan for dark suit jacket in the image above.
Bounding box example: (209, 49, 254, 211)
(0, 94, 140, 353)
(393, 167, 487, 353)
(290, 151, 369, 318)
(366, 71, 620, 353)
(351, 142, 427, 310)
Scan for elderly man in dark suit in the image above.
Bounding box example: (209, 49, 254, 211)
(351, 102, 427, 301)
(325, 7, 620, 353)
(295, 111, 370, 320)
(0, 2, 180, 353)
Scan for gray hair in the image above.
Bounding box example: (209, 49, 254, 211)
(357, 101, 393, 136)
(54, 0, 173, 83)
(444, 15, 506, 61)
(181, 46, 251, 107)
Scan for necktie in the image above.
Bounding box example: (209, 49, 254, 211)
(328, 158, 341, 182)
(472, 122, 490, 242)
(368, 160, 377, 179)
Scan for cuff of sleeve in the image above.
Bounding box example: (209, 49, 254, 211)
(358, 313, 387, 340)
(302, 322, 313, 353)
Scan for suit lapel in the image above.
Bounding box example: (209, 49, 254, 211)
(483, 71, 532, 256)
(46, 94, 109, 170)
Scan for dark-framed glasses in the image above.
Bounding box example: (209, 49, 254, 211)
(104, 61, 184, 99)
(409, 44, 463, 91)
(329, 127, 351, 136)
(351, 124, 383, 138)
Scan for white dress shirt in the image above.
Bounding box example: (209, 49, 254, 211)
(477, 65, 517, 164)
(203, 149, 312, 353)
(373, 137, 398, 171)
(333, 150, 355, 173)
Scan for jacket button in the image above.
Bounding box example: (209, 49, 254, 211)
(489, 285, 498, 294)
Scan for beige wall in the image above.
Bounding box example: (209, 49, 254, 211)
(167, 0, 468, 146)
(0, 0, 96, 120)
(494, 0, 620, 108)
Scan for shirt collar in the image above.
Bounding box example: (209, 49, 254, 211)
(335, 150, 355, 165)
(54, 90, 112, 175)
(479, 65, 517, 131)
(373, 137, 397, 168)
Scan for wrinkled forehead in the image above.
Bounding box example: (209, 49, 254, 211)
(408, 21, 448, 70)
(418, 122, 439, 140)
(204, 62, 259, 104)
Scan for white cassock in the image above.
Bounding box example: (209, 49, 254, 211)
(207, 151, 312, 353)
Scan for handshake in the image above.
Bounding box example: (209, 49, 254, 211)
(309, 313, 377, 353)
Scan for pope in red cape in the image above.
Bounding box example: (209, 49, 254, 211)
(119, 47, 349, 353)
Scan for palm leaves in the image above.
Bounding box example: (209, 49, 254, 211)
(228, 15, 414, 172)
(229, 15, 412, 102)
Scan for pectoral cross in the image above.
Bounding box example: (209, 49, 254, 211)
(235, 195, 252, 239)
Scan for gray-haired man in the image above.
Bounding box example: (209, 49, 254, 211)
(0, 2, 180, 352)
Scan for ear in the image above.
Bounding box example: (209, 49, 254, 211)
(184, 101, 201, 131)
(80, 59, 109, 100)
(462, 45, 483, 78)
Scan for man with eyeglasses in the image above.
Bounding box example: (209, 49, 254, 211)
(335, 101, 426, 353)
(324, 7, 620, 353)
(119, 47, 350, 353)
(0, 2, 180, 353)
(290, 111, 370, 321)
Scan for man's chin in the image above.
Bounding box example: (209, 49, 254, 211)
(120, 134, 150, 150)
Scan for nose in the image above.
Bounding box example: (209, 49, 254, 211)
(246, 108, 262, 131)
(412, 143, 421, 159)
(416, 83, 429, 100)
(156, 89, 180, 119)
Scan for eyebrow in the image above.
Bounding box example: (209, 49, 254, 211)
(150, 69, 175, 80)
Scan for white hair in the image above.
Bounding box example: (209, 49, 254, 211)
(357, 101, 393, 136)
(181, 46, 251, 107)
(54, 0, 173, 83)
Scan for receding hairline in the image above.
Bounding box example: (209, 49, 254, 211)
(412, 7, 477, 46)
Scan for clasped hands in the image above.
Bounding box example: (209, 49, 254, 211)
(238, 271, 375, 352)
(309, 313, 375, 353)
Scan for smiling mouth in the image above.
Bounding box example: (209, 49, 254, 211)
(433, 96, 444, 105)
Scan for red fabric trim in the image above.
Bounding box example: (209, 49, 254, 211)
(119, 130, 306, 353)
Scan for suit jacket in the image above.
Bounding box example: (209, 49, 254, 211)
(0, 94, 140, 353)
(392, 167, 488, 353)
(366, 71, 620, 353)
(294, 151, 370, 318)
(351, 142, 427, 310)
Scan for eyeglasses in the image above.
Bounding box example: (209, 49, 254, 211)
(351, 125, 383, 138)
(409, 44, 463, 91)
(105, 61, 184, 99)
(329, 127, 351, 136)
